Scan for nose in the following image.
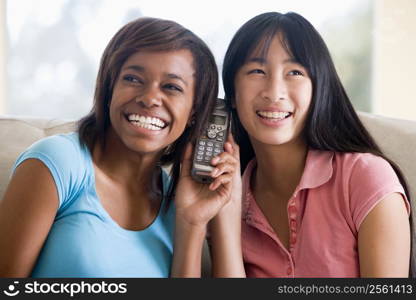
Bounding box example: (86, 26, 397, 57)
(135, 84, 163, 107)
(261, 75, 287, 102)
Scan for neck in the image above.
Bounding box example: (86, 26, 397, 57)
(92, 128, 162, 189)
(251, 138, 308, 200)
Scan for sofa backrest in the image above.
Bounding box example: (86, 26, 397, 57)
(359, 112, 415, 202)
(0, 116, 76, 198)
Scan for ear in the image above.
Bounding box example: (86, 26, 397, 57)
(187, 109, 195, 127)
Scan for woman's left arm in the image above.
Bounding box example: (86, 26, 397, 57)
(207, 139, 246, 277)
(358, 193, 410, 277)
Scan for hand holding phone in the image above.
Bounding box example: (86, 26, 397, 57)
(191, 98, 230, 183)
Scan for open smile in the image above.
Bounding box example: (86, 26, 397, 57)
(256, 110, 293, 121)
(125, 113, 169, 131)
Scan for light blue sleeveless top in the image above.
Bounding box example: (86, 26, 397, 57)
(13, 132, 175, 277)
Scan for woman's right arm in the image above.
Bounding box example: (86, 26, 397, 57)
(171, 141, 240, 277)
(0, 159, 59, 277)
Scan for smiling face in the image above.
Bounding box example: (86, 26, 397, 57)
(108, 49, 195, 155)
(234, 34, 313, 149)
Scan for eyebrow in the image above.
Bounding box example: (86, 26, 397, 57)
(123, 65, 145, 72)
(122, 65, 189, 86)
(247, 57, 299, 65)
(166, 73, 188, 86)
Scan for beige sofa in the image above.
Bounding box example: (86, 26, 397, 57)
(0, 113, 415, 275)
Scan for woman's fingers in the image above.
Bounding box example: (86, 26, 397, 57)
(226, 133, 240, 158)
(210, 153, 237, 177)
(211, 151, 238, 167)
(209, 172, 233, 191)
(180, 143, 193, 178)
(210, 162, 235, 178)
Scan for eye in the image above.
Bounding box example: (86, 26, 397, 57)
(163, 83, 183, 93)
(288, 70, 304, 76)
(247, 69, 265, 75)
(123, 74, 142, 84)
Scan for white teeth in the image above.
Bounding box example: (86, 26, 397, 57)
(130, 122, 162, 131)
(257, 111, 290, 120)
(127, 114, 166, 128)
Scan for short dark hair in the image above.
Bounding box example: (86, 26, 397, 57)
(78, 17, 218, 203)
(222, 12, 410, 199)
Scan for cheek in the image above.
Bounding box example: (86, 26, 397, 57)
(299, 94, 312, 113)
(235, 100, 252, 132)
(234, 91, 254, 128)
(296, 83, 313, 113)
(174, 102, 193, 128)
(234, 75, 248, 99)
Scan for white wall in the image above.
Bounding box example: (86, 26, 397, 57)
(0, 0, 6, 114)
(373, 0, 416, 121)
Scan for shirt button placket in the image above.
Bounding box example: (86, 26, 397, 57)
(287, 197, 298, 277)
(288, 203, 297, 241)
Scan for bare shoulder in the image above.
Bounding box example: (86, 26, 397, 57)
(358, 192, 410, 277)
(361, 192, 409, 228)
(0, 158, 59, 276)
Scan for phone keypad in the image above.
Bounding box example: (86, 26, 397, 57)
(196, 137, 225, 163)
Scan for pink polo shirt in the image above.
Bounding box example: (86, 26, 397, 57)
(242, 150, 410, 278)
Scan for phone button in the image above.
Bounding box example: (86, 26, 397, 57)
(198, 146, 205, 151)
(207, 142, 214, 146)
(197, 155, 203, 160)
(199, 141, 206, 146)
(216, 137, 223, 142)
(208, 131, 216, 139)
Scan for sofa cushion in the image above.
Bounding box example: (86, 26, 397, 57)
(0, 116, 76, 198)
(359, 112, 416, 202)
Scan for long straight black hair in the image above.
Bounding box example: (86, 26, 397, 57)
(222, 12, 410, 200)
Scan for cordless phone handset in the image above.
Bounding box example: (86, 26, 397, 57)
(191, 98, 230, 183)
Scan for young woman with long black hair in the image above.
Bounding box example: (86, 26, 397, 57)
(213, 11, 411, 277)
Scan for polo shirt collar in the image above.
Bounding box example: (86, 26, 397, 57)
(294, 149, 334, 194)
(242, 149, 334, 216)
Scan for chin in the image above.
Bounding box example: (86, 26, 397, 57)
(253, 133, 294, 147)
(123, 139, 162, 155)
